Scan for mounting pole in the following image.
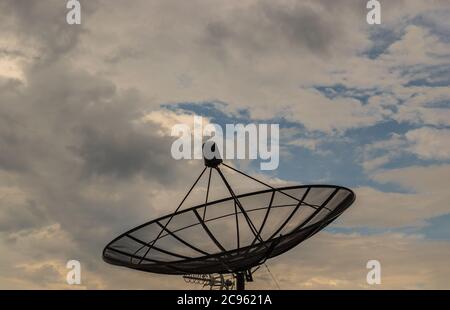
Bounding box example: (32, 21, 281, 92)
(236, 272, 245, 291)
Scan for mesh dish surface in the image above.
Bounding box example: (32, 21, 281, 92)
(103, 185, 355, 275)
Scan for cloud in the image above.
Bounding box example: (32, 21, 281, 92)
(62, 0, 450, 136)
(337, 164, 450, 229)
(140, 110, 207, 136)
(0, 58, 24, 80)
(248, 232, 450, 289)
(0, 0, 449, 290)
(289, 138, 321, 151)
(380, 25, 450, 66)
(71, 0, 374, 131)
(201, 0, 357, 58)
(336, 165, 450, 229)
(360, 133, 406, 172)
(339, 186, 450, 228)
(0, 0, 94, 62)
(372, 164, 450, 193)
(405, 127, 450, 160)
(0, 185, 48, 232)
(360, 127, 450, 172)
(283, 88, 387, 133)
(0, 7, 205, 287)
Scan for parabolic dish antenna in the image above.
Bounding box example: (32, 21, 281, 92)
(103, 144, 356, 290)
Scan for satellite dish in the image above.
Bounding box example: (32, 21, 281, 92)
(103, 144, 355, 290)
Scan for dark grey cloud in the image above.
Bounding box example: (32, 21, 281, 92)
(0, 54, 185, 182)
(104, 47, 145, 64)
(0, 112, 30, 173)
(0, 63, 195, 287)
(1, 0, 450, 289)
(0, 0, 203, 289)
(260, 3, 338, 54)
(0, 0, 101, 63)
(201, 0, 362, 60)
(0, 199, 48, 233)
(0, 48, 26, 59)
(76, 125, 173, 180)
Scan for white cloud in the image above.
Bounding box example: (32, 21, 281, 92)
(139, 110, 210, 136)
(0, 58, 24, 81)
(360, 133, 406, 172)
(380, 25, 450, 66)
(338, 164, 450, 228)
(249, 232, 450, 289)
(339, 186, 449, 228)
(405, 127, 450, 160)
(396, 106, 450, 127)
(361, 127, 450, 172)
(284, 89, 387, 133)
(372, 164, 450, 193)
(289, 138, 321, 151)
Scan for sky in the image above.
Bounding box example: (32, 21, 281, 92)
(0, 0, 449, 289)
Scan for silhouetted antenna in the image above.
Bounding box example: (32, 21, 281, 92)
(183, 274, 234, 290)
(103, 143, 356, 290)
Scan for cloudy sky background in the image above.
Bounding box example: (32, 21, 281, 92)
(0, 0, 449, 289)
